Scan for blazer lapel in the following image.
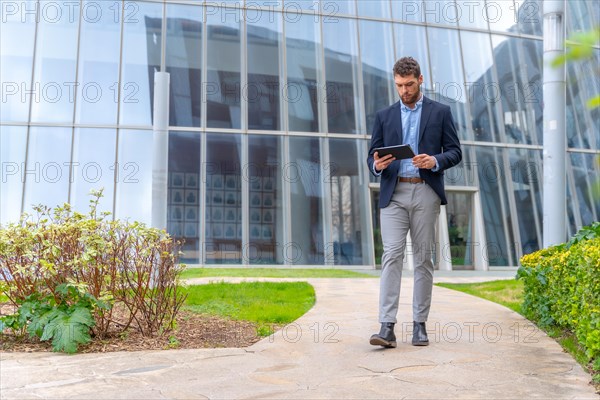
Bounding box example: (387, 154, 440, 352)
(418, 96, 432, 145)
(390, 101, 401, 144)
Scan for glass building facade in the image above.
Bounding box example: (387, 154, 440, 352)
(1, 0, 598, 268)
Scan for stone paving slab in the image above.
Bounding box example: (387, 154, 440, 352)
(1, 277, 597, 399)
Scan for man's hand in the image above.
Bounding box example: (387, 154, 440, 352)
(413, 154, 436, 170)
(374, 152, 395, 172)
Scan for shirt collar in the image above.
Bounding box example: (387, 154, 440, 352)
(401, 94, 423, 112)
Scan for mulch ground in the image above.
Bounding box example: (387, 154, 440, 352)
(0, 303, 263, 353)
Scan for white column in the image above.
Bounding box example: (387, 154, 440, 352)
(543, 1, 566, 247)
(151, 72, 170, 230)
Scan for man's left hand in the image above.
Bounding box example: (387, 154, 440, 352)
(412, 154, 436, 170)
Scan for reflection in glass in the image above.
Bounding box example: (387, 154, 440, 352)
(570, 152, 600, 229)
(75, 1, 122, 125)
(247, 13, 282, 130)
(426, 27, 469, 140)
(285, 14, 321, 132)
(567, 1, 600, 34)
(0, 0, 35, 123)
(360, 20, 394, 133)
(23, 127, 72, 213)
(329, 138, 366, 265)
(0, 126, 27, 225)
(115, 130, 153, 224)
(392, 0, 425, 23)
(320, 0, 355, 15)
(491, 35, 543, 145)
(445, 192, 474, 269)
(168, 132, 201, 263)
(71, 129, 117, 215)
(356, 0, 391, 19)
(516, 0, 542, 36)
(394, 24, 432, 93)
(289, 137, 324, 264)
(323, 17, 360, 133)
(460, 30, 500, 143)
(509, 148, 543, 256)
(166, 4, 203, 127)
(487, 0, 519, 33)
(474, 146, 516, 266)
(30, 7, 79, 123)
(207, 8, 242, 129)
(205, 133, 241, 264)
(119, 2, 162, 126)
(248, 135, 283, 264)
(566, 54, 600, 150)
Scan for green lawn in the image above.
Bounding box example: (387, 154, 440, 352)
(435, 279, 523, 314)
(182, 281, 316, 335)
(181, 267, 375, 279)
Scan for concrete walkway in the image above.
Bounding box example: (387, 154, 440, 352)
(1, 276, 597, 399)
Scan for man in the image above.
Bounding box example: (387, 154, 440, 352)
(367, 57, 462, 348)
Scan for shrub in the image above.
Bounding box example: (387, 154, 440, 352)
(0, 191, 187, 352)
(518, 223, 600, 361)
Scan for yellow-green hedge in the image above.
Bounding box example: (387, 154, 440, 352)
(518, 223, 600, 361)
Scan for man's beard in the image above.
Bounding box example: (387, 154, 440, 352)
(402, 86, 421, 104)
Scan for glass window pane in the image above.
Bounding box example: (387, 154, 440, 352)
(329, 138, 367, 265)
(290, 0, 320, 11)
(460, 30, 502, 143)
(30, 5, 79, 123)
(76, 0, 122, 125)
(394, 24, 432, 95)
(0, 126, 27, 225)
(207, 7, 242, 129)
(426, 27, 469, 140)
(247, 12, 282, 130)
(168, 131, 201, 264)
(360, 20, 394, 134)
(455, 0, 488, 29)
(509, 148, 543, 255)
(166, 4, 203, 128)
(205, 133, 242, 264)
(1, 0, 36, 123)
(320, 0, 355, 15)
(114, 129, 153, 224)
(285, 14, 321, 132)
(119, 2, 162, 126)
(23, 127, 72, 213)
(566, 52, 600, 150)
(289, 136, 324, 264)
(323, 17, 360, 134)
(567, 0, 600, 34)
(392, 0, 425, 23)
(248, 135, 283, 264)
(475, 146, 517, 266)
(570, 153, 600, 226)
(515, 0, 542, 36)
(492, 35, 543, 145)
(71, 128, 117, 215)
(424, 0, 458, 26)
(356, 0, 390, 19)
(487, 0, 519, 33)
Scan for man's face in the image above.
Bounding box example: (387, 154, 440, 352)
(394, 74, 423, 106)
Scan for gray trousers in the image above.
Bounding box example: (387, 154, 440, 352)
(379, 182, 441, 323)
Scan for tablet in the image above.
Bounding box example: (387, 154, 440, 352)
(374, 144, 415, 160)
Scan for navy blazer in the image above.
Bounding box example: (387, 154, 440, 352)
(367, 96, 462, 207)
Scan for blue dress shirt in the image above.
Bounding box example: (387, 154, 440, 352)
(398, 96, 423, 178)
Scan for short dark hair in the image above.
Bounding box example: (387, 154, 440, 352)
(393, 57, 421, 78)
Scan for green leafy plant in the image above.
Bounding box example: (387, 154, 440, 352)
(518, 224, 600, 362)
(0, 190, 187, 352)
(0, 283, 109, 353)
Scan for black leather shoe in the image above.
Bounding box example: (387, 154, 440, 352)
(370, 322, 397, 348)
(412, 321, 429, 346)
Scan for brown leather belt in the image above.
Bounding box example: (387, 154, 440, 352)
(398, 177, 425, 184)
